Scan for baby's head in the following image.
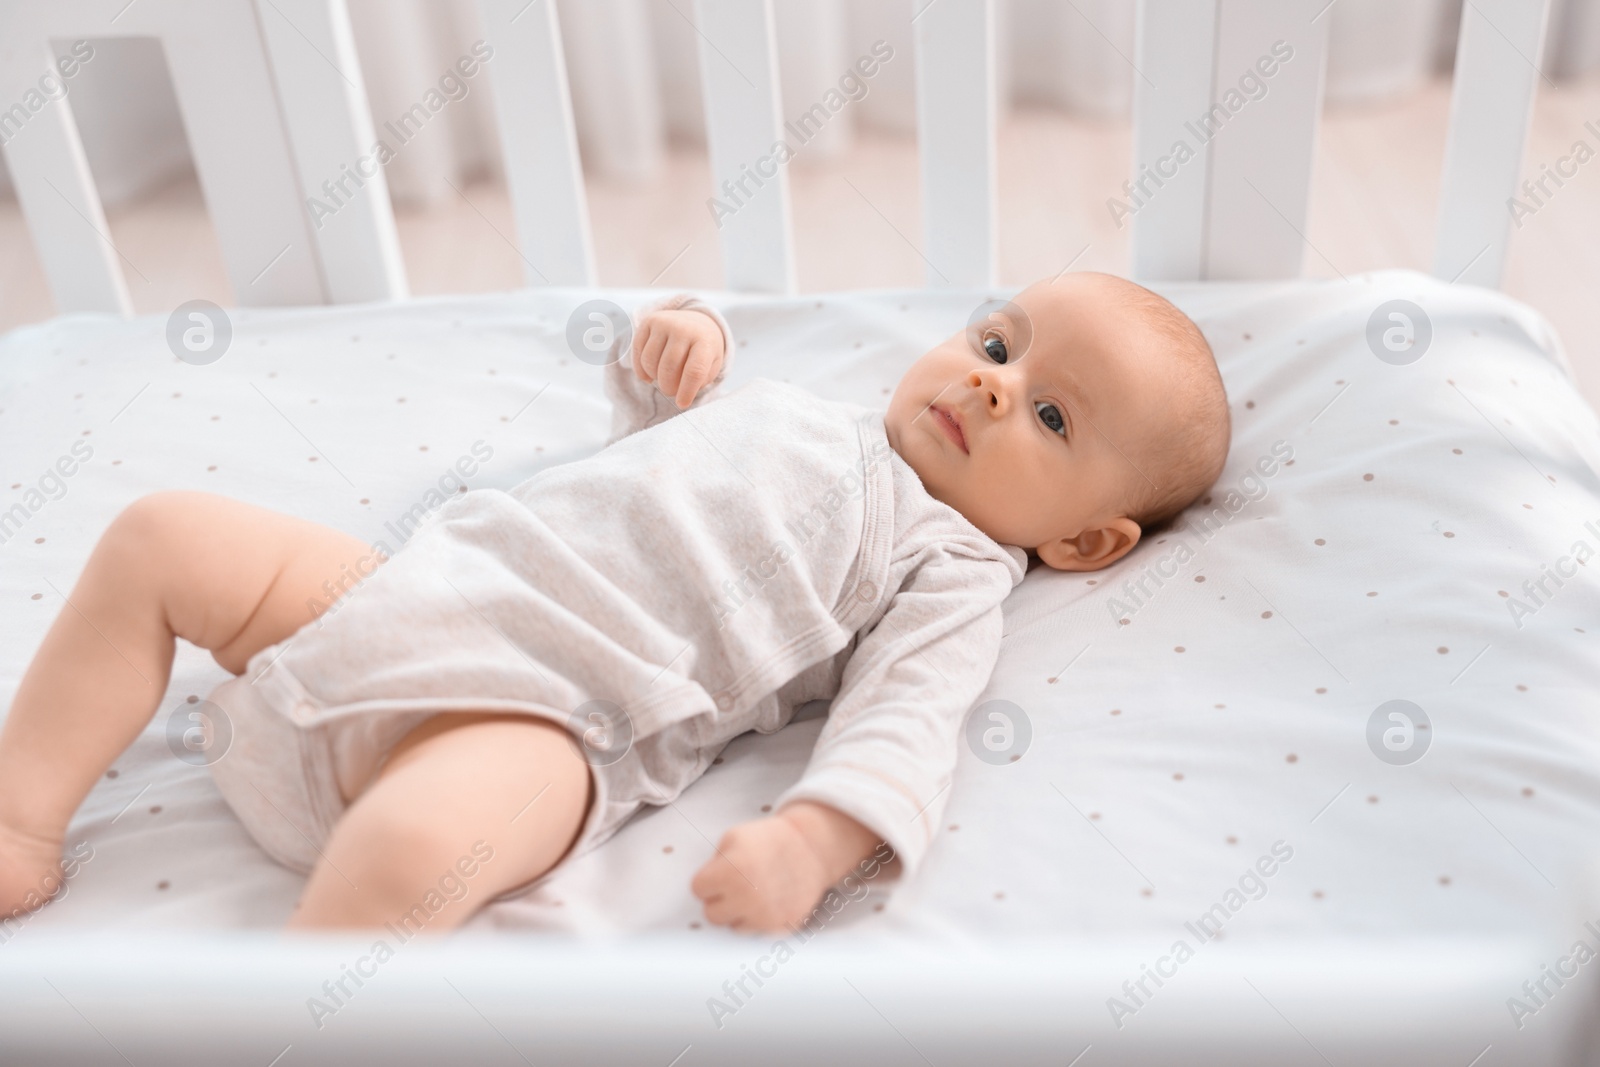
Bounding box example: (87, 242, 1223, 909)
(884, 272, 1229, 570)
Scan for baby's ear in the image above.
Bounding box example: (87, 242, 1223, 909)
(1035, 518, 1141, 572)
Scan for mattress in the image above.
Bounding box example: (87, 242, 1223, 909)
(3, 271, 1600, 1058)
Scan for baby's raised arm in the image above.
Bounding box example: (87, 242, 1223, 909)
(632, 304, 725, 408)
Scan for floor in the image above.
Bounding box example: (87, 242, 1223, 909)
(4, 74, 1600, 413)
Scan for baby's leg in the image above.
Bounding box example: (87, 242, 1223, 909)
(287, 713, 591, 930)
(0, 491, 372, 915)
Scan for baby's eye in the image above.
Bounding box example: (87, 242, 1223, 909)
(982, 334, 1008, 364)
(1036, 401, 1066, 436)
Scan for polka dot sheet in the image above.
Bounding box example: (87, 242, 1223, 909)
(3, 272, 1599, 958)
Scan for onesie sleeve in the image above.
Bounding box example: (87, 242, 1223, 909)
(771, 546, 1015, 879)
(604, 294, 735, 445)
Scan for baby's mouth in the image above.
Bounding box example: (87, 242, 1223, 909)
(930, 404, 968, 454)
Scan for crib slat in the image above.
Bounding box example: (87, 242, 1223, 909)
(480, 0, 596, 287)
(1130, 0, 1219, 281)
(913, 0, 996, 289)
(161, 6, 328, 305)
(256, 0, 408, 303)
(1201, 0, 1329, 280)
(559, 0, 666, 182)
(1434, 0, 1551, 289)
(694, 0, 796, 293)
(0, 39, 130, 314)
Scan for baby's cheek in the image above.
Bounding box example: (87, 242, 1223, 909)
(967, 459, 1018, 516)
(975, 463, 1054, 545)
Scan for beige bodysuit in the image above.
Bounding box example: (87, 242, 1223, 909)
(206, 296, 1025, 886)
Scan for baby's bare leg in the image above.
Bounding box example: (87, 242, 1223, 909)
(0, 491, 372, 915)
(287, 714, 591, 930)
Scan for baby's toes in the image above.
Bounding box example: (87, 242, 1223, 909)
(701, 892, 744, 928)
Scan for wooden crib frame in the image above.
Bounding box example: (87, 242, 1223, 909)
(0, 0, 1549, 315)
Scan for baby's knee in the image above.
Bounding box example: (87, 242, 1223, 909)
(333, 799, 473, 907)
(101, 491, 212, 560)
(295, 802, 492, 929)
(81, 493, 217, 598)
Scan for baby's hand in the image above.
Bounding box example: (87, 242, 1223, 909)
(631, 308, 726, 409)
(690, 812, 833, 933)
(691, 802, 885, 933)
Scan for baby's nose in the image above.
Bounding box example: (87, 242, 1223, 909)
(967, 369, 1003, 409)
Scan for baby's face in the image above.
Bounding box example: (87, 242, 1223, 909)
(884, 274, 1169, 570)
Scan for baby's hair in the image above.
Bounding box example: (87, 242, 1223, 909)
(1109, 280, 1231, 529)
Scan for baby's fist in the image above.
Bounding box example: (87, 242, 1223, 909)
(690, 814, 830, 933)
(632, 308, 726, 409)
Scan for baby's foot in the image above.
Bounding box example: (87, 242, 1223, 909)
(0, 817, 67, 920)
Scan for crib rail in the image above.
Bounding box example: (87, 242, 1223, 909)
(1434, 0, 1552, 288)
(914, 0, 998, 288)
(258, 0, 407, 303)
(1127, 0, 1552, 287)
(1131, 0, 1331, 282)
(1129, 0, 1220, 282)
(695, 0, 797, 293)
(0, 0, 1556, 312)
(480, 0, 594, 287)
(0, 932, 1584, 1065)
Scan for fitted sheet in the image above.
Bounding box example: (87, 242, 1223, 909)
(2, 270, 1599, 962)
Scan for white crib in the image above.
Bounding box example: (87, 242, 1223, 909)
(4, 2, 1600, 1065)
(0, 0, 1546, 305)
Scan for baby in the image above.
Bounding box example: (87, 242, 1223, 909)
(0, 272, 1228, 934)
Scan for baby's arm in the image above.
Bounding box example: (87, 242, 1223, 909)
(692, 547, 1015, 932)
(604, 295, 734, 444)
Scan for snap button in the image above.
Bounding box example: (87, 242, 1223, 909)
(855, 580, 878, 602)
(714, 691, 732, 711)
